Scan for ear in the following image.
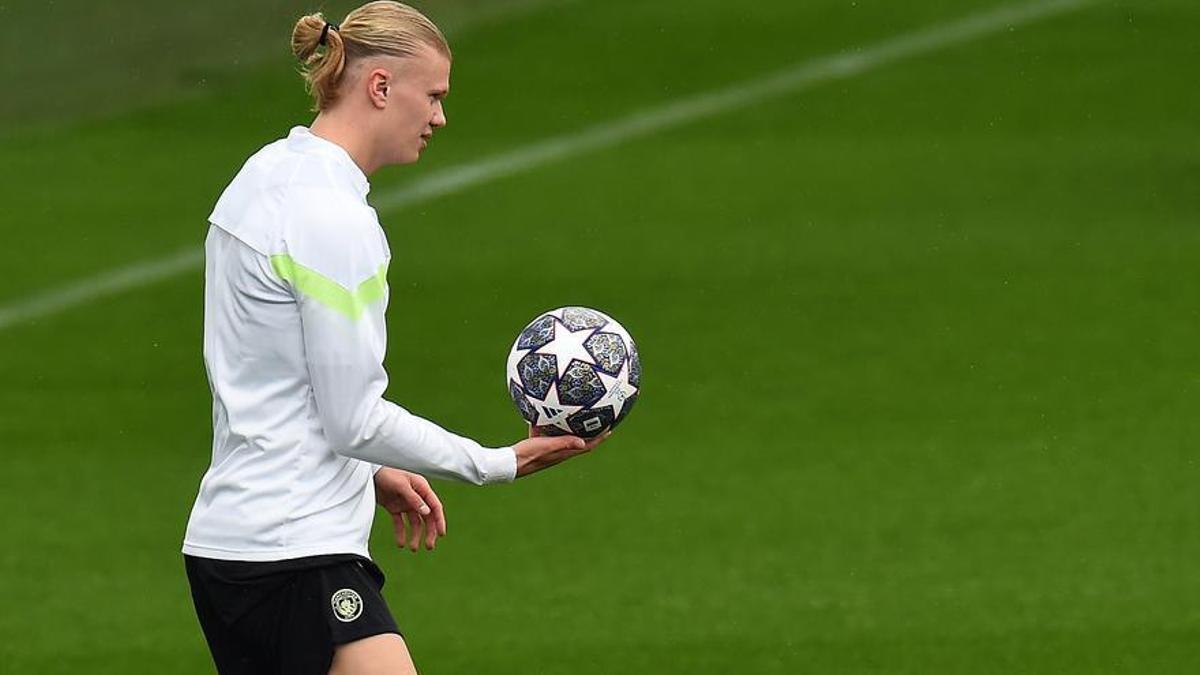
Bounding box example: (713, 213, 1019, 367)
(366, 68, 391, 109)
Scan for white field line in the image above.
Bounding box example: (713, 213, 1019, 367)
(375, 0, 1093, 211)
(0, 247, 205, 330)
(0, 0, 1092, 333)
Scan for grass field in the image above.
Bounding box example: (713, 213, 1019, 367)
(1, 0, 1198, 672)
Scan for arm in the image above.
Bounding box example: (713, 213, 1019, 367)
(298, 284, 607, 481)
(277, 193, 515, 484)
(282, 194, 598, 483)
(290, 261, 516, 484)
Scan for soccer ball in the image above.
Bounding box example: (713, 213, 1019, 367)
(506, 306, 640, 438)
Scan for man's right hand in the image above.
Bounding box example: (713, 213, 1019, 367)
(512, 426, 609, 477)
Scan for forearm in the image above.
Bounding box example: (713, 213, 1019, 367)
(336, 397, 516, 485)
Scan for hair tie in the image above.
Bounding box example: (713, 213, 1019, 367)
(319, 22, 339, 46)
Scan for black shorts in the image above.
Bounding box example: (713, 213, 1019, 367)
(185, 554, 400, 675)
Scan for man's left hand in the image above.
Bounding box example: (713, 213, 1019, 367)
(374, 468, 447, 552)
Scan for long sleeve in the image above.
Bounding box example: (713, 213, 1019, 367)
(186, 126, 513, 562)
(280, 191, 516, 485)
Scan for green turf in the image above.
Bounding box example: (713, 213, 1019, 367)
(1, 0, 1198, 672)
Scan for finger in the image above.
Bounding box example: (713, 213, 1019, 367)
(583, 431, 612, 450)
(514, 434, 592, 477)
(423, 513, 438, 550)
(398, 509, 412, 547)
(545, 435, 587, 453)
(410, 476, 446, 545)
(425, 487, 447, 537)
(411, 477, 446, 535)
(400, 511, 413, 551)
(534, 436, 589, 472)
(397, 478, 431, 516)
(404, 511, 422, 552)
(529, 425, 543, 438)
(559, 435, 591, 460)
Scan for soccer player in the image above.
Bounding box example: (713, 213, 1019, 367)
(181, 3, 603, 673)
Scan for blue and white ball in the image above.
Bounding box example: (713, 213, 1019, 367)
(506, 306, 640, 438)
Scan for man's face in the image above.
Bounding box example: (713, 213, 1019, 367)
(379, 46, 450, 165)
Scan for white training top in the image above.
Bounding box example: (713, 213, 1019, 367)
(183, 126, 517, 562)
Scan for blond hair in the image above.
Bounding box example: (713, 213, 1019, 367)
(291, 1, 451, 111)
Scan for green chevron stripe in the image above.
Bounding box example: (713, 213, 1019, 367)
(270, 254, 388, 321)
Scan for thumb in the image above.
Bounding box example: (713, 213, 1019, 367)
(548, 435, 586, 452)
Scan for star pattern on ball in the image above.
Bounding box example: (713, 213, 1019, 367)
(594, 363, 638, 420)
(525, 381, 582, 431)
(506, 341, 530, 390)
(535, 318, 598, 379)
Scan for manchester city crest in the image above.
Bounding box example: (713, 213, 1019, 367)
(331, 588, 363, 622)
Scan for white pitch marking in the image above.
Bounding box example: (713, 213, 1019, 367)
(0, 0, 1093, 333)
(0, 247, 203, 332)
(372, 0, 1094, 211)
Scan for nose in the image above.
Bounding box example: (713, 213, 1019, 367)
(431, 101, 447, 129)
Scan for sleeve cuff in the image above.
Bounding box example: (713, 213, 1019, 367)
(479, 446, 518, 484)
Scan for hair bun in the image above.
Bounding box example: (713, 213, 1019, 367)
(291, 13, 329, 61)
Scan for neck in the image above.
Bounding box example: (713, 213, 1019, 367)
(309, 110, 378, 176)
